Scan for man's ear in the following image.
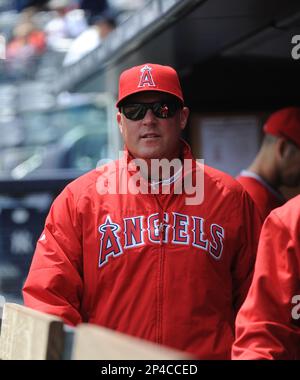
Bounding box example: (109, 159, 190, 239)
(117, 112, 123, 134)
(180, 107, 190, 131)
(275, 137, 288, 161)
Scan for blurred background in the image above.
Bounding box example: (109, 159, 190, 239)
(0, 0, 300, 302)
(0, 0, 146, 302)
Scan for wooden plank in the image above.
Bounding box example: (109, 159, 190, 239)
(0, 303, 64, 360)
(72, 324, 193, 360)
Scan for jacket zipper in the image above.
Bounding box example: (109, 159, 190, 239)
(153, 193, 165, 345)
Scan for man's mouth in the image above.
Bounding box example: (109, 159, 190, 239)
(141, 133, 160, 139)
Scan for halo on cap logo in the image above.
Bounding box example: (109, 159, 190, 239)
(138, 65, 156, 88)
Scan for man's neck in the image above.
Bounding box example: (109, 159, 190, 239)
(129, 144, 184, 182)
(248, 157, 280, 190)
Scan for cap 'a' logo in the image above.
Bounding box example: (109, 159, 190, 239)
(138, 65, 156, 88)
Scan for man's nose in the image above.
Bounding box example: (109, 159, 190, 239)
(142, 108, 157, 124)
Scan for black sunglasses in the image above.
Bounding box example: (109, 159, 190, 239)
(120, 101, 182, 121)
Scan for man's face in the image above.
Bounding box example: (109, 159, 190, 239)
(280, 142, 300, 187)
(117, 92, 189, 161)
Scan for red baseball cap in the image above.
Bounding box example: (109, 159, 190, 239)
(263, 107, 300, 148)
(116, 63, 184, 107)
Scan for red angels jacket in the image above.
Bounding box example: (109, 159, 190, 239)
(23, 143, 262, 359)
(232, 194, 300, 360)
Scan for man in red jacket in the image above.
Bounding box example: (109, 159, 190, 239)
(23, 63, 262, 359)
(232, 194, 300, 360)
(237, 107, 300, 220)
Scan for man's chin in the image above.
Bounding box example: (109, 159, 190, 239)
(136, 149, 165, 160)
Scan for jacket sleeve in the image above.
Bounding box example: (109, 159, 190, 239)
(232, 212, 300, 359)
(231, 191, 263, 314)
(23, 186, 83, 326)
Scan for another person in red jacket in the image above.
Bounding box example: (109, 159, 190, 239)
(23, 63, 262, 359)
(232, 194, 300, 360)
(237, 107, 300, 220)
